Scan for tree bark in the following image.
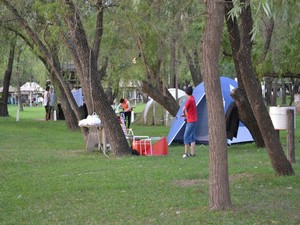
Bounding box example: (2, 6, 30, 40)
(0, 35, 16, 117)
(170, 33, 176, 88)
(141, 80, 179, 117)
(13, 25, 84, 131)
(62, 0, 130, 156)
(48, 69, 83, 131)
(230, 88, 265, 147)
(46, 47, 86, 131)
(286, 109, 295, 163)
(262, 17, 274, 60)
(271, 78, 278, 106)
(136, 32, 180, 117)
(202, 0, 231, 211)
(15, 49, 23, 112)
(281, 78, 287, 105)
(224, 0, 265, 148)
(1, 0, 126, 153)
(265, 77, 272, 105)
(237, 0, 294, 176)
(182, 46, 202, 86)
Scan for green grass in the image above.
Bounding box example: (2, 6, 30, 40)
(0, 105, 299, 225)
(132, 102, 147, 113)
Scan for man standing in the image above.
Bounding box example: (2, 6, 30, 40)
(49, 87, 55, 120)
(182, 86, 198, 158)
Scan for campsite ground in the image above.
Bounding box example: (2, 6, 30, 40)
(0, 105, 299, 224)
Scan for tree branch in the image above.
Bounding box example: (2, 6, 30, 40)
(92, 0, 104, 61)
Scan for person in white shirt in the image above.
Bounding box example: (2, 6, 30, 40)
(43, 86, 50, 121)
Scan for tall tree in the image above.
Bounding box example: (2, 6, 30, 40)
(1, 4, 85, 131)
(235, 0, 294, 176)
(0, 33, 16, 117)
(130, 0, 180, 117)
(202, 0, 231, 210)
(224, 0, 265, 148)
(60, 0, 130, 155)
(180, 1, 205, 87)
(113, 0, 204, 116)
(0, 0, 131, 155)
(14, 29, 81, 130)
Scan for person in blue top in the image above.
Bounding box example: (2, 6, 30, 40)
(49, 87, 55, 120)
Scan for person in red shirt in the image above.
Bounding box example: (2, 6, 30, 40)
(182, 86, 198, 158)
(120, 98, 132, 128)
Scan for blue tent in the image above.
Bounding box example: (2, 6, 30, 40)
(167, 76, 254, 145)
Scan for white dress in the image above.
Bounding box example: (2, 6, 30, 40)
(43, 91, 49, 107)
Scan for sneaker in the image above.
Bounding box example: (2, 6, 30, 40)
(190, 154, 195, 157)
(182, 153, 189, 158)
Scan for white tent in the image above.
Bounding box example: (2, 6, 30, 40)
(0, 86, 17, 104)
(0, 85, 17, 93)
(20, 82, 44, 107)
(20, 82, 44, 94)
(141, 88, 186, 126)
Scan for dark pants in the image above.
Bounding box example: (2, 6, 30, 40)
(121, 111, 131, 128)
(49, 106, 54, 120)
(45, 105, 50, 121)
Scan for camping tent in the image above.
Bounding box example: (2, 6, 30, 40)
(20, 82, 45, 107)
(136, 88, 186, 126)
(0, 86, 17, 93)
(0, 86, 17, 104)
(20, 82, 44, 94)
(167, 76, 254, 145)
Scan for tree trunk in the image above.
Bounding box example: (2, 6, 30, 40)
(49, 70, 82, 131)
(238, 0, 294, 176)
(1, 0, 85, 130)
(265, 77, 272, 105)
(0, 35, 16, 117)
(30, 39, 84, 131)
(202, 0, 231, 211)
(182, 46, 202, 86)
(0, 0, 160, 156)
(62, 0, 130, 156)
(230, 88, 265, 147)
(271, 78, 278, 106)
(46, 50, 86, 131)
(170, 33, 176, 88)
(141, 80, 179, 117)
(139, 69, 180, 118)
(135, 24, 180, 118)
(88, 63, 131, 156)
(224, 0, 265, 148)
(281, 78, 286, 105)
(15, 49, 23, 112)
(262, 17, 274, 60)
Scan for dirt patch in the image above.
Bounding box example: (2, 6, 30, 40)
(173, 179, 208, 187)
(229, 173, 254, 182)
(173, 173, 253, 187)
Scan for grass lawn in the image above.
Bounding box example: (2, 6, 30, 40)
(0, 105, 299, 225)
